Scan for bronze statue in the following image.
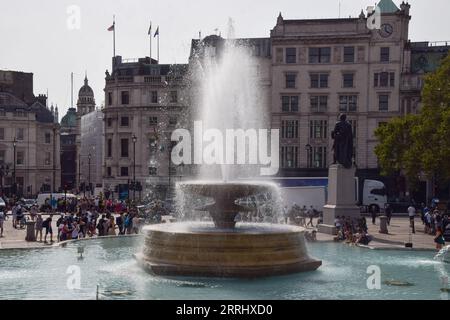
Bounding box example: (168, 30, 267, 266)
(331, 114, 354, 169)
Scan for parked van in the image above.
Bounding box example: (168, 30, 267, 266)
(36, 193, 77, 208)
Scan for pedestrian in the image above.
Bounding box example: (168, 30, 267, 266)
(97, 215, 106, 236)
(306, 206, 314, 228)
(12, 204, 17, 229)
(370, 205, 378, 225)
(385, 204, 392, 225)
(43, 216, 54, 244)
(408, 204, 416, 234)
(434, 227, 445, 250)
(0, 208, 5, 237)
(35, 214, 43, 242)
(108, 216, 116, 236)
(116, 212, 124, 235)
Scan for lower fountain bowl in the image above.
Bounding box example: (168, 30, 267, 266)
(135, 222, 322, 278)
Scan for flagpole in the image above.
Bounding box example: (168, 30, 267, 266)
(149, 22, 152, 62)
(157, 28, 160, 64)
(113, 15, 116, 58)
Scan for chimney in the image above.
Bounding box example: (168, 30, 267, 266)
(36, 94, 47, 106)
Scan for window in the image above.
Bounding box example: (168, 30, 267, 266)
(15, 109, 26, 117)
(45, 152, 51, 166)
(285, 73, 297, 88)
(281, 96, 299, 112)
(286, 48, 297, 64)
(121, 91, 130, 105)
(17, 151, 24, 165)
(149, 167, 157, 176)
(151, 91, 158, 104)
(310, 73, 329, 88)
(169, 117, 177, 126)
(170, 91, 178, 103)
(0, 150, 5, 164)
(16, 128, 24, 140)
(120, 167, 129, 177)
(308, 146, 327, 168)
(120, 116, 129, 127)
(374, 72, 395, 87)
(281, 120, 299, 139)
(310, 120, 328, 139)
(281, 146, 298, 168)
(107, 139, 112, 158)
(379, 95, 389, 111)
(343, 73, 354, 88)
(149, 117, 158, 126)
(108, 92, 113, 106)
(310, 96, 328, 112)
(0, 109, 5, 116)
(339, 95, 358, 112)
(380, 47, 390, 62)
(276, 48, 284, 63)
(343, 47, 355, 63)
(45, 132, 51, 144)
(309, 47, 331, 63)
(107, 167, 112, 177)
(0, 128, 4, 140)
(107, 118, 113, 127)
(121, 138, 129, 158)
(149, 137, 158, 153)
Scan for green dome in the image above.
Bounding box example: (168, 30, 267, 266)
(377, 0, 399, 13)
(61, 107, 77, 127)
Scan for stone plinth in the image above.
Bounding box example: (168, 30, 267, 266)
(25, 221, 36, 242)
(379, 216, 389, 234)
(318, 164, 361, 235)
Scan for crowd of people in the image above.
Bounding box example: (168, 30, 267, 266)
(282, 204, 322, 228)
(334, 216, 372, 245)
(0, 197, 151, 243)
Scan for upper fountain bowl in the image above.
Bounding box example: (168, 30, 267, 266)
(178, 180, 277, 199)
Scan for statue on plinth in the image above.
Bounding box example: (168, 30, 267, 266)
(331, 114, 354, 169)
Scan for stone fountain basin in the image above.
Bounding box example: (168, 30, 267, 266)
(136, 222, 322, 278)
(178, 181, 277, 199)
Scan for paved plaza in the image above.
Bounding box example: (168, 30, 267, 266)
(0, 214, 442, 251)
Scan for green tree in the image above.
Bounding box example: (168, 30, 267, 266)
(375, 54, 450, 192)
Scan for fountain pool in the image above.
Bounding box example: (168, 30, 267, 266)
(0, 236, 448, 300)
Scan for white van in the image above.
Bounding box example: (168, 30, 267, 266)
(36, 193, 77, 208)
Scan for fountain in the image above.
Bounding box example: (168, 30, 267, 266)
(135, 37, 321, 277)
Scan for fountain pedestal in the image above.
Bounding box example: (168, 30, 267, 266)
(318, 165, 361, 235)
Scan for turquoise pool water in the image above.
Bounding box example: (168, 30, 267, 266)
(0, 236, 448, 300)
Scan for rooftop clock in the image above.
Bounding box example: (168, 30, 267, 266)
(379, 23, 394, 38)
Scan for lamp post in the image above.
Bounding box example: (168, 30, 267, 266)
(12, 137, 17, 197)
(132, 134, 137, 203)
(0, 164, 9, 197)
(305, 144, 312, 168)
(88, 153, 91, 197)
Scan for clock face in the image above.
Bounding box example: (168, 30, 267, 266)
(379, 24, 394, 38)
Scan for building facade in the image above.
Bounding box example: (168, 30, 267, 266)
(80, 109, 104, 194)
(271, 1, 411, 181)
(103, 56, 189, 200)
(0, 70, 61, 197)
(60, 107, 77, 191)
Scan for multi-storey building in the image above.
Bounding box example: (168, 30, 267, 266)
(60, 107, 77, 191)
(103, 56, 189, 200)
(0, 70, 61, 197)
(271, 0, 411, 182)
(80, 109, 104, 193)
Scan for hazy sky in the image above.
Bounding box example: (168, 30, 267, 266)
(1, 0, 449, 117)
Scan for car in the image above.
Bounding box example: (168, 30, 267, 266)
(19, 198, 37, 210)
(0, 197, 6, 208)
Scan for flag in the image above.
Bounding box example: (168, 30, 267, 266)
(107, 23, 115, 31)
(154, 26, 159, 38)
(148, 22, 152, 35)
